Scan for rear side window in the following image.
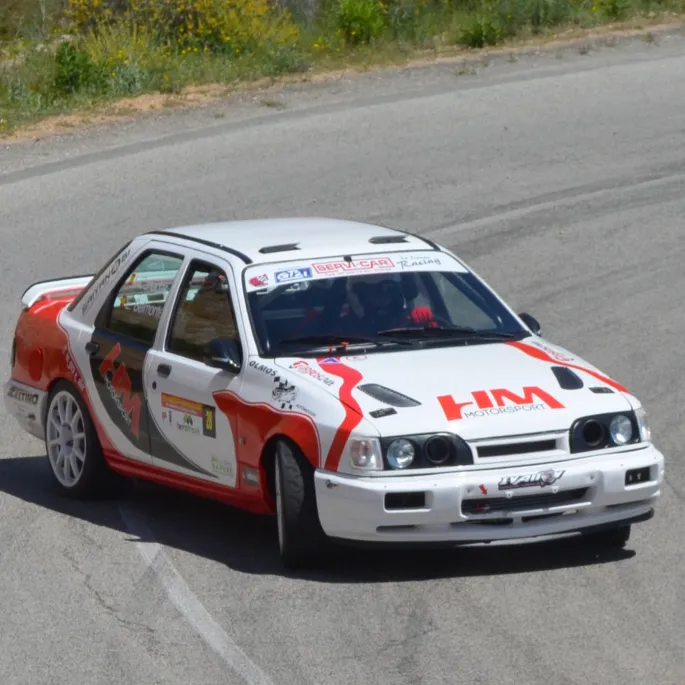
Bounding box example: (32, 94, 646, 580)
(67, 240, 133, 312)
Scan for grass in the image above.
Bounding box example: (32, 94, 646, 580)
(1, 0, 684, 138)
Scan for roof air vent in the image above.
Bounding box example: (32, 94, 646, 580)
(369, 235, 408, 244)
(259, 243, 300, 254)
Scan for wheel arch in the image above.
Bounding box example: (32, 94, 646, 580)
(43, 376, 73, 426)
(43, 376, 108, 451)
(259, 433, 316, 504)
(44, 372, 85, 405)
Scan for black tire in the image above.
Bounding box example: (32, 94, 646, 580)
(274, 438, 329, 570)
(44, 380, 123, 499)
(582, 524, 631, 549)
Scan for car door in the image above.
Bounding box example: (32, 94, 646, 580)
(143, 256, 244, 486)
(84, 247, 186, 465)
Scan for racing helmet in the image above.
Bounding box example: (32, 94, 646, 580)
(347, 272, 405, 319)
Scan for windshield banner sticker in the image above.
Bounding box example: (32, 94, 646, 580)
(312, 257, 395, 275)
(275, 267, 313, 283)
(244, 251, 468, 291)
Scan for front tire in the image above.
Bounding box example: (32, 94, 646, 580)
(44, 380, 115, 499)
(274, 439, 328, 570)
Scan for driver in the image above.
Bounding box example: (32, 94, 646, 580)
(339, 272, 438, 337)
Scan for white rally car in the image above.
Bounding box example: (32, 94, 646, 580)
(4, 218, 664, 568)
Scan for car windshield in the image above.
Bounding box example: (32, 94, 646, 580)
(243, 251, 530, 356)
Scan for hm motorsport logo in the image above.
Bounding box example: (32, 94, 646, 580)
(438, 386, 564, 421)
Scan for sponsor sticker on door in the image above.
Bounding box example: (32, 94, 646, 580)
(161, 393, 216, 438)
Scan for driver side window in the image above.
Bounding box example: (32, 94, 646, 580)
(167, 260, 240, 363)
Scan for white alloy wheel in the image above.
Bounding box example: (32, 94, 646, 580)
(46, 389, 87, 488)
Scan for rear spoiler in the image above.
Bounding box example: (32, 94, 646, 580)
(21, 275, 94, 311)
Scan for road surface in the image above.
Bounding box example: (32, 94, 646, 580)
(1, 29, 684, 685)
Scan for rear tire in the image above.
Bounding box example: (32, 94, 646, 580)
(44, 380, 121, 499)
(274, 439, 328, 570)
(582, 524, 631, 549)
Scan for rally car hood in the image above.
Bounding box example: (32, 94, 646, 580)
(275, 338, 636, 440)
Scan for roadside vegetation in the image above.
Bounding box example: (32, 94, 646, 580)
(1, 0, 684, 136)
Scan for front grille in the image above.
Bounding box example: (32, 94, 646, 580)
(462, 487, 588, 516)
(477, 439, 557, 458)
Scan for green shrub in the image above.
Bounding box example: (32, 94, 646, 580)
(597, 0, 632, 19)
(334, 0, 386, 44)
(64, 0, 301, 56)
(384, 0, 429, 40)
(458, 13, 502, 46)
(53, 40, 105, 94)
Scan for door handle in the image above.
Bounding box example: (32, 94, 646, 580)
(157, 363, 172, 378)
(85, 341, 99, 356)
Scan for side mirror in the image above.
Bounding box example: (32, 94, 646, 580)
(518, 312, 541, 336)
(204, 337, 242, 373)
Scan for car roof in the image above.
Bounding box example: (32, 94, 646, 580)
(149, 217, 441, 265)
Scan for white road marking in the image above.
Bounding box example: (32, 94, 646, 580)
(118, 502, 277, 685)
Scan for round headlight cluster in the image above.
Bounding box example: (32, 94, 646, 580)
(581, 419, 605, 447)
(571, 412, 638, 453)
(609, 414, 633, 445)
(386, 439, 415, 469)
(424, 436, 452, 465)
(382, 434, 470, 469)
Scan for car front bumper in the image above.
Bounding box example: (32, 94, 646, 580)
(313, 443, 664, 546)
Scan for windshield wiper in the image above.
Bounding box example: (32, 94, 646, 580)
(277, 334, 411, 350)
(377, 325, 523, 340)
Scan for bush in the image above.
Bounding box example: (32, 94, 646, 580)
(458, 13, 502, 46)
(334, 0, 386, 44)
(65, 0, 301, 57)
(53, 40, 104, 94)
(597, 0, 632, 18)
(456, 0, 583, 46)
(384, 0, 430, 41)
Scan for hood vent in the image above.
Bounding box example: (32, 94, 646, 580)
(589, 386, 614, 394)
(551, 365, 584, 390)
(358, 384, 421, 408)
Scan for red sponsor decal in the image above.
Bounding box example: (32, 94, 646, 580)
(506, 341, 629, 393)
(438, 386, 565, 421)
(99, 343, 142, 437)
(316, 360, 364, 471)
(249, 274, 268, 287)
(212, 390, 321, 477)
(65, 351, 86, 394)
(312, 258, 395, 275)
(290, 360, 336, 387)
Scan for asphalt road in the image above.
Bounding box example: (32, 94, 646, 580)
(1, 29, 685, 685)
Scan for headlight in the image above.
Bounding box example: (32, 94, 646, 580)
(570, 411, 642, 453)
(346, 437, 383, 472)
(386, 439, 415, 469)
(609, 414, 633, 445)
(380, 433, 474, 470)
